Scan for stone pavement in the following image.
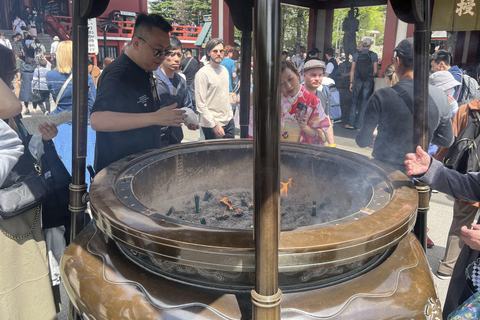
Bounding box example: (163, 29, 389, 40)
(181, 121, 455, 309)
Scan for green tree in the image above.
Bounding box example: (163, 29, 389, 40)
(188, 0, 212, 26)
(332, 6, 386, 57)
(149, 0, 211, 26)
(281, 5, 309, 55)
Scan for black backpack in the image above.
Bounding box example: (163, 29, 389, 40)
(355, 51, 373, 81)
(458, 74, 480, 106)
(444, 109, 480, 174)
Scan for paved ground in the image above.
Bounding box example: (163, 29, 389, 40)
(56, 120, 454, 317)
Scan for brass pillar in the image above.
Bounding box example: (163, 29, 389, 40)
(252, 0, 282, 318)
(413, 0, 431, 251)
(70, 1, 89, 318)
(71, 0, 89, 241)
(240, 29, 252, 138)
(71, 0, 110, 317)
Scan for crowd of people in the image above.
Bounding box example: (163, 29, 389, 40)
(2, 9, 480, 319)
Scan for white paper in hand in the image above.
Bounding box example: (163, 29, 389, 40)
(20, 111, 72, 135)
(181, 107, 198, 126)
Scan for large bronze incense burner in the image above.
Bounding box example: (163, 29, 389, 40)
(61, 140, 441, 318)
(64, 0, 441, 317)
(91, 140, 416, 281)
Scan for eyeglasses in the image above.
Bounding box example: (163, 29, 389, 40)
(138, 37, 167, 58)
(165, 51, 182, 58)
(211, 49, 224, 54)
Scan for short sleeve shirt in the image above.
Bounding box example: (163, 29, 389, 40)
(220, 57, 236, 92)
(11, 40, 24, 57)
(92, 53, 161, 172)
(325, 62, 334, 74)
(352, 49, 378, 63)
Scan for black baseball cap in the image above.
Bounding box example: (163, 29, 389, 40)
(394, 38, 414, 61)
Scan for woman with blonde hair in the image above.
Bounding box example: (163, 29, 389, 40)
(46, 40, 96, 179)
(382, 63, 399, 87)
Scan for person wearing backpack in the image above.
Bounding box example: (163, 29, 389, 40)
(346, 38, 378, 130)
(356, 38, 454, 174)
(431, 49, 480, 106)
(12, 15, 26, 34)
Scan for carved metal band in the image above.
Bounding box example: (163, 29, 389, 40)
(117, 243, 388, 293)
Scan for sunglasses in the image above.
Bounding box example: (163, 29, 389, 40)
(211, 49, 225, 54)
(138, 37, 167, 58)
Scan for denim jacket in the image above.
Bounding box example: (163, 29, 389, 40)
(46, 70, 96, 117)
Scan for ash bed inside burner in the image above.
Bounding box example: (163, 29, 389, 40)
(123, 144, 391, 230)
(160, 187, 341, 230)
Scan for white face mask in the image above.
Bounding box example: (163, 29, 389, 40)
(445, 88, 455, 97)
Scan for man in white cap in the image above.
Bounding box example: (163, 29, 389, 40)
(302, 59, 335, 147)
(430, 70, 480, 280)
(346, 37, 378, 130)
(426, 71, 462, 159)
(50, 36, 60, 57)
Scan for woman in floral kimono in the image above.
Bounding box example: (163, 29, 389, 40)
(280, 60, 330, 144)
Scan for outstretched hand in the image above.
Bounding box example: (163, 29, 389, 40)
(461, 224, 480, 251)
(153, 103, 185, 127)
(404, 146, 431, 176)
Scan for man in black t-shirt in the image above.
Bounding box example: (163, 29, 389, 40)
(90, 13, 186, 173)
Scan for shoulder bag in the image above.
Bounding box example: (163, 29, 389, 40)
(55, 74, 73, 106)
(229, 81, 240, 104)
(41, 140, 71, 230)
(181, 56, 194, 73)
(391, 85, 413, 114)
(0, 119, 49, 219)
